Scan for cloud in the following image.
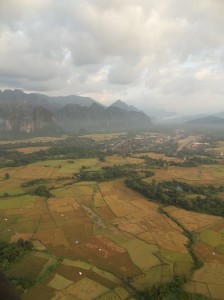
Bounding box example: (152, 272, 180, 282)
(0, 0, 223, 113)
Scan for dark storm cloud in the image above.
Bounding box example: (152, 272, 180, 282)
(0, 0, 224, 113)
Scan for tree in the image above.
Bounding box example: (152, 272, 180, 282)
(4, 173, 10, 180)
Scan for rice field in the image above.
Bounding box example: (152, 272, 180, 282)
(15, 146, 50, 154)
(0, 135, 68, 145)
(133, 152, 184, 163)
(163, 206, 224, 299)
(146, 164, 224, 185)
(0, 147, 224, 299)
(0, 178, 24, 196)
(0, 170, 193, 297)
(80, 132, 127, 141)
(185, 262, 224, 300)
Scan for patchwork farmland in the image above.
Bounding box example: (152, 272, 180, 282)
(0, 132, 224, 299)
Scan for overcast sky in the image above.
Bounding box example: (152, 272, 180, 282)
(0, 0, 224, 114)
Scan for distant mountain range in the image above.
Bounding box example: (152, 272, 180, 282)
(162, 114, 209, 124)
(111, 100, 139, 112)
(185, 115, 224, 128)
(0, 89, 152, 135)
(163, 111, 224, 130)
(143, 108, 177, 120)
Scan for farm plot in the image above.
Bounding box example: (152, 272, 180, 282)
(12, 165, 55, 180)
(132, 264, 174, 290)
(62, 277, 109, 300)
(0, 136, 67, 145)
(15, 146, 50, 154)
(80, 132, 126, 141)
(122, 239, 160, 271)
(100, 183, 142, 218)
(6, 250, 59, 300)
(164, 206, 223, 232)
(159, 249, 193, 277)
(23, 256, 130, 300)
(99, 155, 144, 168)
(6, 252, 49, 279)
(99, 182, 189, 254)
(0, 198, 49, 242)
(0, 178, 24, 196)
(185, 262, 224, 300)
(148, 164, 224, 185)
(196, 229, 224, 248)
(34, 158, 100, 176)
(133, 152, 184, 163)
(53, 181, 96, 198)
(163, 206, 224, 299)
(98, 180, 193, 288)
(71, 236, 142, 278)
(1, 157, 216, 298)
(0, 195, 36, 210)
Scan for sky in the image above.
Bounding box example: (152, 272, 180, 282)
(0, 0, 224, 115)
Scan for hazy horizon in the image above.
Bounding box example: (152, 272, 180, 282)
(0, 0, 224, 115)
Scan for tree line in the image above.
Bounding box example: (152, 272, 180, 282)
(0, 239, 33, 271)
(125, 175, 224, 217)
(77, 165, 134, 182)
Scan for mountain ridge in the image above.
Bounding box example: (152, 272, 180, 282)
(110, 100, 139, 112)
(0, 89, 152, 135)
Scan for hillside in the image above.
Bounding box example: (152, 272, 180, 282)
(58, 102, 152, 132)
(110, 100, 139, 112)
(185, 115, 224, 127)
(0, 89, 152, 135)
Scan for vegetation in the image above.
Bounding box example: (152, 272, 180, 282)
(21, 178, 48, 187)
(125, 175, 224, 217)
(4, 173, 10, 180)
(0, 131, 223, 299)
(0, 136, 105, 168)
(77, 165, 135, 182)
(161, 180, 224, 195)
(0, 239, 33, 271)
(137, 277, 209, 300)
(161, 208, 203, 271)
(141, 154, 217, 168)
(32, 185, 54, 198)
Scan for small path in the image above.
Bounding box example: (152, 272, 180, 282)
(82, 204, 106, 228)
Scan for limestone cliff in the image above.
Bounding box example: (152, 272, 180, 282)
(3, 105, 60, 134)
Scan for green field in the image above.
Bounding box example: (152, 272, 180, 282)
(0, 195, 36, 209)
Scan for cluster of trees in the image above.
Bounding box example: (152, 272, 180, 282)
(0, 239, 33, 271)
(140, 156, 168, 168)
(0, 136, 107, 168)
(171, 156, 217, 167)
(32, 185, 53, 198)
(137, 277, 209, 300)
(149, 141, 178, 157)
(0, 146, 106, 168)
(140, 154, 216, 169)
(125, 176, 224, 217)
(4, 173, 10, 180)
(161, 180, 224, 195)
(144, 170, 155, 178)
(21, 178, 48, 188)
(77, 165, 132, 182)
(176, 148, 214, 159)
(170, 160, 198, 167)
